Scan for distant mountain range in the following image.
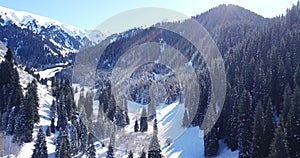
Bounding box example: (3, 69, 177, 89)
(0, 6, 103, 68)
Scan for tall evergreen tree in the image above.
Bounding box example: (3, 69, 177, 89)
(269, 125, 289, 158)
(107, 131, 115, 158)
(86, 133, 96, 158)
(55, 129, 71, 158)
(250, 101, 264, 158)
(238, 90, 252, 158)
(148, 119, 162, 158)
(140, 108, 148, 132)
(14, 96, 34, 143)
(139, 150, 146, 158)
(46, 125, 51, 137)
(286, 85, 300, 157)
(262, 98, 275, 158)
(27, 80, 39, 123)
(134, 119, 139, 132)
(32, 128, 48, 158)
(127, 150, 133, 158)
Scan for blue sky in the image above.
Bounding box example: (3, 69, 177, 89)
(0, 0, 298, 29)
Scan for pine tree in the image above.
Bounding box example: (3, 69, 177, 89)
(0, 48, 22, 130)
(78, 119, 87, 152)
(107, 130, 115, 158)
(70, 124, 79, 156)
(46, 125, 51, 137)
(250, 101, 264, 158)
(139, 150, 146, 158)
(282, 84, 292, 124)
(127, 150, 133, 158)
(204, 126, 219, 157)
(134, 120, 139, 132)
(148, 119, 162, 158)
(50, 118, 56, 133)
(238, 90, 252, 158)
(286, 85, 300, 157)
(61, 132, 72, 158)
(269, 125, 289, 158)
(262, 98, 275, 158)
(6, 108, 15, 135)
(57, 93, 68, 130)
(140, 108, 148, 132)
(86, 133, 96, 158)
(27, 80, 39, 123)
(32, 128, 48, 158)
(14, 96, 34, 143)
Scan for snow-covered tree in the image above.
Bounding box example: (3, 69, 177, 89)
(32, 128, 48, 158)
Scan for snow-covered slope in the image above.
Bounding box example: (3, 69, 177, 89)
(0, 5, 86, 40)
(0, 5, 104, 61)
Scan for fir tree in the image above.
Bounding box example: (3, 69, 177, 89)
(262, 98, 275, 158)
(286, 85, 300, 157)
(46, 125, 51, 137)
(50, 118, 56, 133)
(56, 129, 71, 158)
(107, 130, 115, 158)
(140, 150, 146, 158)
(27, 80, 39, 123)
(5, 108, 15, 135)
(14, 96, 34, 143)
(134, 120, 139, 132)
(32, 128, 48, 158)
(238, 90, 252, 158)
(127, 150, 133, 158)
(140, 108, 148, 132)
(250, 101, 264, 158)
(269, 125, 289, 158)
(70, 124, 79, 156)
(86, 133, 96, 158)
(148, 119, 162, 158)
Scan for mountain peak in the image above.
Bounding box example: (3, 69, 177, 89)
(0, 5, 87, 38)
(193, 4, 266, 32)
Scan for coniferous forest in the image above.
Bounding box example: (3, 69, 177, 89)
(0, 1, 300, 158)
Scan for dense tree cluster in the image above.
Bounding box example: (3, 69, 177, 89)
(203, 2, 300, 157)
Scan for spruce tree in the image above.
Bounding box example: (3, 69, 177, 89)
(140, 150, 146, 158)
(262, 98, 275, 158)
(134, 120, 139, 132)
(27, 80, 39, 123)
(269, 125, 289, 158)
(46, 125, 51, 137)
(14, 96, 34, 143)
(6, 109, 15, 135)
(70, 125, 79, 156)
(32, 128, 48, 158)
(250, 101, 264, 158)
(50, 118, 56, 133)
(148, 119, 162, 158)
(127, 150, 133, 158)
(86, 133, 96, 158)
(238, 90, 252, 158)
(286, 85, 300, 157)
(107, 130, 115, 158)
(140, 108, 148, 132)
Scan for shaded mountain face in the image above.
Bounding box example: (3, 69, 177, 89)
(78, 4, 269, 125)
(0, 6, 103, 68)
(193, 4, 268, 55)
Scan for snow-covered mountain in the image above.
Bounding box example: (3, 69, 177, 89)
(0, 5, 103, 68)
